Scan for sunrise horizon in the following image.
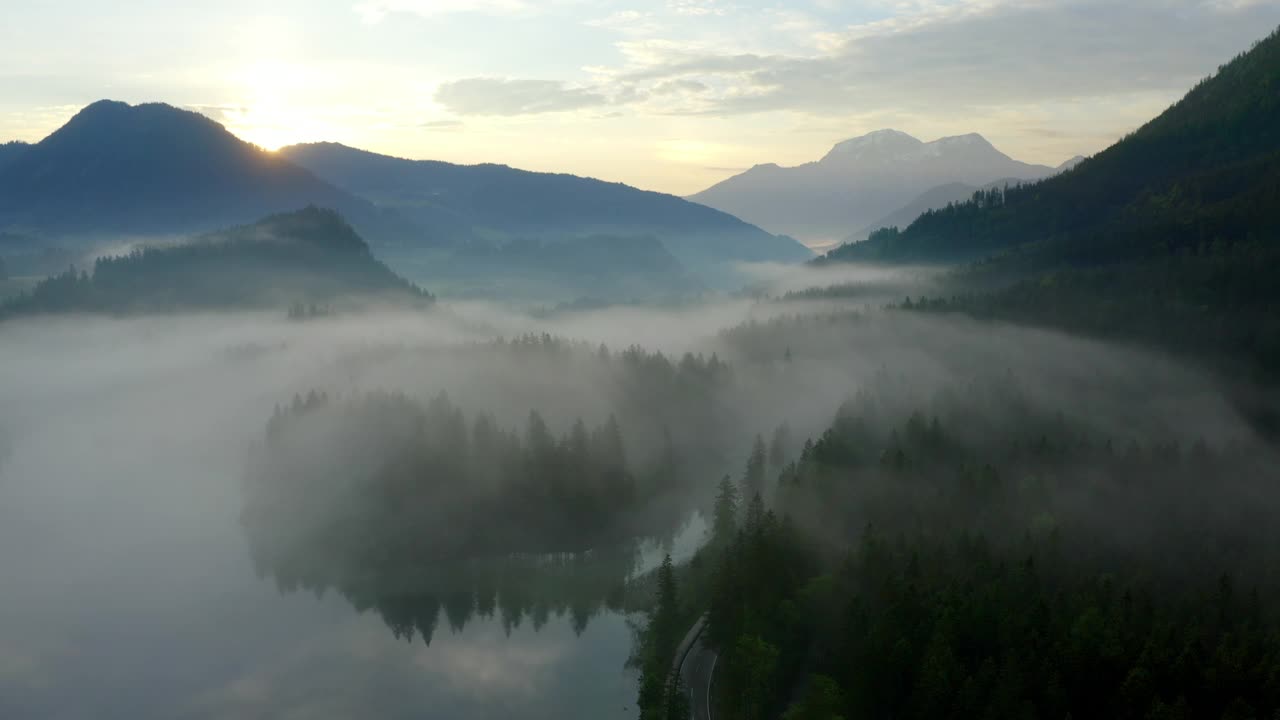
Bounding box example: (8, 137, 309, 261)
(4, 1, 1276, 196)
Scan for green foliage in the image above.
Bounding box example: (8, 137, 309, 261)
(778, 282, 882, 302)
(825, 27, 1280, 267)
(820, 534, 1280, 720)
(769, 423, 792, 470)
(907, 239, 1280, 385)
(655, 555, 681, 657)
(705, 496, 817, 719)
(782, 675, 844, 720)
(245, 387, 712, 640)
(665, 676, 691, 720)
(726, 634, 780, 720)
(711, 475, 739, 547)
(703, 389, 1280, 720)
(246, 391, 660, 565)
(742, 434, 767, 499)
(816, 28, 1280, 381)
(1, 207, 430, 317)
(637, 554, 693, 720)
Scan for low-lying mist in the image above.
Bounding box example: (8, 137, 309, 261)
(0, 270, 1259, 717)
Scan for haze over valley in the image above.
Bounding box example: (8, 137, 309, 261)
(688, 129, 1081, 249)
(4, 4, 1280, 720)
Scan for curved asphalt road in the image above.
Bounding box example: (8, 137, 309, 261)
(679, 629, 719, 720)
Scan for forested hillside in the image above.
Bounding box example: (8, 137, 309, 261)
(0, 102, 413, 243)
(826, 28, 1280, 265)
(0, 141, 28, 171)
(817, 28, 1280, 386)
(0, 207, 428, 316)
(688, 130, 1060, 244)
(644, 375, 1280, 720)
(279, 142, 814, 269)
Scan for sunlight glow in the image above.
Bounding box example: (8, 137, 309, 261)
(223, 61, 326, 150)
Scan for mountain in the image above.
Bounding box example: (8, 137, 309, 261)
(820, 27, 1280, 388)
(0, 102, 809, 303)
(688, 130, 1061, 245)
(826, 27, 1280, 267)
(847, 182, 979, 245)
(0, 206, 429, 316)
(0, 101, 413, 245)
(0, 141, 29, 172)
(846, 176, 1046, 245)
(433, 234, 703, 302)
(1057, 155, 1087, 173)
(278, 142, 812, 271)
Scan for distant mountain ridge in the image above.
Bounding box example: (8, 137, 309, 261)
(435, 233, 704, 302)
(824, 26, 1280, 267)
(855, 154, 1087, 244)
(0, 101, 413, 244)
(1, 206, 429, 316)
(816, 27, 1280, 387)
(688, 129, 1070, 245)
(277, 142, 813, 270)
(847, 165, 1085, 245)
(0, 102, 811, 302)
(0, 141, 29, 172)
(849, 182, 989, 244)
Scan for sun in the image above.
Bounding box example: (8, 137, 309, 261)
(232, 118, 306, 152)
(222, 61, 325, 150)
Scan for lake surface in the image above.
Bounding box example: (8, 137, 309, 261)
(0, 317, 704, 720)
(0, 437, 658, 720)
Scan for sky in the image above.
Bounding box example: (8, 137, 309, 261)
(1, 0, 1278, 195)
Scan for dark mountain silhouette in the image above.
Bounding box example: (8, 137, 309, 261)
(0, 101, 415, 244)
(847, 182, 980, 245)
(278, 142, 812, 269)
(825, 27, 1280, 267)
(431, 234, 703, 302)
(846, 176, 1044, 244)
(688, 130, 1063, 244)
(0, 103, 808, 301)
(1, 206, 429, 316)
(821, 27, 1280, 387)
(1057, 155, 1087, 172)
(0, 141, 29, 172)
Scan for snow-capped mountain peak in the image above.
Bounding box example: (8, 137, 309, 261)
(823, 129, 923, 161)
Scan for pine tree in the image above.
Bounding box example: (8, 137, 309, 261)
(655, 553, 680, 657)
(666, 675, 691, 720)
(712, 475, 739, 547)
(743, 434, 767, 499)
(769, 423, 792, 470)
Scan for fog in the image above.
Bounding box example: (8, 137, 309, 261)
(737, 259, 941, 298)
(0, 272, 1258, 717)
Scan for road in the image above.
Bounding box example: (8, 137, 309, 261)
(679, 630, 719, 720)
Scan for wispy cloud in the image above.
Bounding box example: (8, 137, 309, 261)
(584, 0, 1280, 117)
(668, 0, 727, 17)
(434, 78, 609, 116)
(355, 0, 532, 23)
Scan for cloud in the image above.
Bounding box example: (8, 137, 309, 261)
(421, 119, 464, 130)
(434, 78, 609, 116)
(652, 79, 709, 95)
(592, 0, 1280, 117)
(185, 103, 249, 125)
(584, 9, 659, 34)
(668, 0, 727, 17)
(355, 0, 531, 23)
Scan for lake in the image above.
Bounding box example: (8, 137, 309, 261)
(0, 317, 705, 720)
